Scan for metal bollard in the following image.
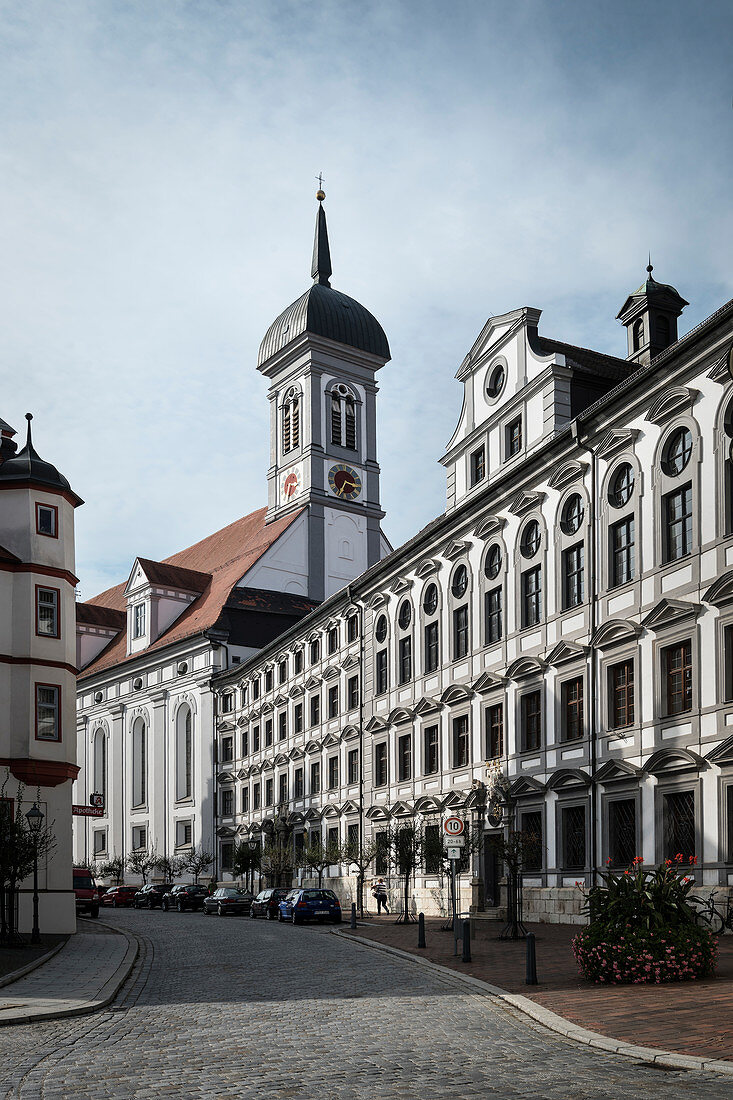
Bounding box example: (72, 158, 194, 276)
(350, 902, 357, 929)
(418, 912, 426, 948)
(462, 919, 471, 963)
(525, 931, 538, 985)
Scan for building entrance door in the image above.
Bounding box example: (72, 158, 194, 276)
(484, 834, 501, 908)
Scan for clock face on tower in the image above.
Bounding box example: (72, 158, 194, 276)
(328, 464, 361, 500)
(280, 466, 301, 503)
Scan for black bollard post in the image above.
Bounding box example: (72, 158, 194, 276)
(350, 902, 357, 929)
(417, 912, 426, 948)
(462, 919, 471, 963)
(525, 931, 538, 985)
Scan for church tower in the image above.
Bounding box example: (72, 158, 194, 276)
(616, 262, 688, 366)
(256, 190, 391, 602)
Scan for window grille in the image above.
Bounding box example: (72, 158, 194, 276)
(609, 799, 636, 867)
(521, 811, 543, 872)
(562, 805, 586, 869)
(663, 790, 695, 860)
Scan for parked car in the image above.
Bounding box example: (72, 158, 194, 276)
(162, 884, 208, 912)
(202, 888, 253, 916)
(73, 865, 99, 918)
(133, 884, 172, 909)
(249, 888, 289, 920)
(278, 888, 342, 924)
(101, 885, 139, 908)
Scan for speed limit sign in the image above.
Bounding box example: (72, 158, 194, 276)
(443, 816, 465, 837)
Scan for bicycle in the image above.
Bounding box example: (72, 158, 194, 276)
(689, 889, 733, 935)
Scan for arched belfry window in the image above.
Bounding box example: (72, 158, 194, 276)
(632, 318, 644, 352)
(176, 704, 193, 801)
(282, 388, 300, 454)
(93, 728, 107, 801)
(132, 717, 147, 807)
(331, 384, 356, 450)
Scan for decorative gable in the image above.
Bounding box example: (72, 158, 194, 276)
(473, 515, 507, 540)
(547, 461, 588, 490)
(506, 655, 546, 680)
(595, 428, 640, 461)
(414, 557, 442, 578)
(591, 619, 642, 649)
(545, 640, 588, 667)
(645, 387, 699, 425)
(509, 490, 546, 517)
(703, 571, 733, 608)
(641, 598, 701, 632)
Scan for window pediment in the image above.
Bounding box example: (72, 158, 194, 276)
(413, 696, 442, 716)
(304, 739, 322, 753)
(703, 571, 733, 608)
(322, 665, 340, 681)
(705, 735, 733, 767)
(645, 387, 699, 425)
(595, 428, 641, 461)
(414, 557, 442, 578)
(367, 592, 388, 609)
(390, 576, 414, 594)
(547, 461, 588, 490)
(288, 747, 304, 761)
(708, 349, 732, 384)
(236, 824, 249, 835)
(546, 768, 591, 790)
(545, 640, 588, 667)
(216, 826, 236, 838)
(414, 795, 444, 813)
(365, 715, 388, 732)
(595, 760, 642, 785)
(442, 790, 467, 808)
(218, 720, 236, 733)
(322, 803, 340, 818)
(322, 732, 340, 747)
(342, 654, 360, 670)
(388, 707, 414, 725)
(641, 598, 701, 632)
(217, 770, 235, 784)
(304, 808, 322, 821)
(508, 776, 546, 799)
(471, 671, 506, 694)
(442, 539, 471, 561)
(288, 685, 304, 699)
(341, 725, 360, 742)
(506, 656, 546, 680)
(261, 758, 274, 772)
(305, 676, 321, 690)
(260, 701, 274, 715)
(508, 490, 546, 517)
(440, 684, 474, 705)
(273, 752, 288, 766)
(340, 800, 359, 814)
(391, 800, 414, 817)
(287, 811, 305, 824)
(366, 805, 391, 820)
(273, 693, 288, 707)
(644, 748, 705, 776)
(473, 515, 507, 540)
(591, 619, 642, 648)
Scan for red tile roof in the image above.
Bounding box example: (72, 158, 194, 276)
(77, 507, 303, 679)
(133, 558, 211, 593)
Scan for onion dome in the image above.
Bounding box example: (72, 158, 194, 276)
(0, 414, 82, 502)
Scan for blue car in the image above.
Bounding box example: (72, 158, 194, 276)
(278, 888, 342, 924)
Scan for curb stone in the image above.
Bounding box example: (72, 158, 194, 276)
(334, 929, 733, 1078)
(0, 938, 68, 989)
(0, 920, 138, 1027)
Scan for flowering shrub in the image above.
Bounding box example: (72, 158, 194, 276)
(572, 855, 718, 984)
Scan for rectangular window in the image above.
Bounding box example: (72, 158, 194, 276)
(35, 684, 60, 741)
(727, 786, 733, 862)
(241, 731, 249, 757)
(453, 605, 469, 660)
(398, 734, 412, 781)
(241, 787, 249, 813)
(252, 725, 260, 752)
(520, 811, 543, 872)
(221, 693, 233, 714)
(610, 517, 635, 587)
(484, 588, 502, 645)
(133, 603, 146, 638)
(375, 831, 389, 875)
(470, 446, 486, 486)
(562, 677, 584, 741)
(374, 743, 388, 787)
(521, 691, 542, 752)
(563, 544, 584, 609)
(279, 774, 288, 804)
(452, 715, 469, 769)
(562, 804, 586, 870)
(425, 620, 439, 672)
(424, 725, 439, 775)
(36, 586, 60, 638)
(328, 756, 339, 789)
(221, 789, 233, 816)
(328, 685, 339, 719)
(294, 768, 304, 798)
(663, 640, 693, 716)
(294, 703, 303, 733)
(608, 659, 634, 728)
(253, 783, 261, 810)
(265, 719, 273, 747)
(347, 615, 359, 642)
(176, 821, 192, 848)
(347, 822, 359, 854)
(506, 417, 522, 458)
(347, 748, 359, 784)
(310, 762, 321, 795)
(726, 626, 733, 702)
(347, 675, 359, 710)
(486, 703, 504, 759)
(279, 659, 288, 684)
(294, 650, 303, 674)
(522, 567, 542, 628)
(221, 736, 233, 762)
(221, 842, 234, 871)
(424, 823, 441, 873)
(310, 639, 320, 664)
(252, 678, 260, 701)
(608, 798, 636, 867)
(327, 627, 339, 654)
(93, 830, 106, 855)
(36, 502, 58, 538)
(132, 826, 147, 850)
(278, 712, 287, 740)
(398, 636, 412, 684)
(265, 778, 274, 807)
(375, 649, 388, 695)
(663, 789, 696, 860)
(264, 669, 273, 692)
(327, 825, 339, 852)
(310, 694, 320, 726)
(664, 483, 693, 562)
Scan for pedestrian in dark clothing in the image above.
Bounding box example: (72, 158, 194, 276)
(372, 879, 389, 914)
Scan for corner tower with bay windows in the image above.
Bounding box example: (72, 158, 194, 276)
(253, 191, 391, 602)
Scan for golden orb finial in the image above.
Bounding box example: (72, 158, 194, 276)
(316, 189, 326, 202)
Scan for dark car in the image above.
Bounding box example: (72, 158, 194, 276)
(101, 885, 139, 908)
(73, 866, 99, 918)
(249, 888, 289, 920)
(162, 884, 208, 912)
(202, 888, 253, 916)
(278, 888, 342, 924)
(133, 884, 172, 909)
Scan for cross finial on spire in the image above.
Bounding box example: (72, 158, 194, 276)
(311, 190, 332, 287)
(315, 172, 326, 202)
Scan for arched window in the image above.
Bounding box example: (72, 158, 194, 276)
(723, 399, 733, 535)
(176, 705, 193, 801)
(282, 388, 300, 454)
(93, 728, 107, 802)
(331, 385, 356, 450)
(132, 717, 147, 807)
(632, 318, 644, 352)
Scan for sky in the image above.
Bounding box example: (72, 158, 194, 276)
(1, 0, 731, 599)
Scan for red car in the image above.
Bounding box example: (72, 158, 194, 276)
(101, 885, 139, 908)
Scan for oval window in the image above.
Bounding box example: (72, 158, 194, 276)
(486, 362, 506, 400)
(609, 463, 635, 508)
(451, 565, 468, 598)
(375, 615, 388, 644)
(520, 520, 541, 559)
(560, 494, 584, 535)
(398, 601, 412, 630)
(663, 427, 692, 477)
(423, 583, 438, 616)
(484, 545, 502, 580)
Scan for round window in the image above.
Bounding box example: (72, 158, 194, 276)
(486, 362, 506, 400)
(663, 427, 693, 476)
(484, 544, 502, 580)
(609, 463, 635, 508)
(560, 494, 584, 535)
(133, 677, 143, 691)
(423, 583, 438, 616)
(451, 565, 468, 598)
(375, 615, 388, 644)
(520, 520, 541, 559)
(94, 691, 103, 704)
(398, 601, 412, 630)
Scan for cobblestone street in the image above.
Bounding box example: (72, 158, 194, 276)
(0, 910, 730, 1099)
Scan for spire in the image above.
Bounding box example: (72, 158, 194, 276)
(25, 412, 33, 449)
(311, 187, 332, 288)
(647, 253, 653, 277)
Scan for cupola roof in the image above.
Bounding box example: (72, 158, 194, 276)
(257, 192, 390, 368)
(0, 414, 82, 503)
(616, 260, 689, 320)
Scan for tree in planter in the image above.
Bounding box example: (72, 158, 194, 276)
(260, 840, 295, 888)
(230, 841, 260, 892)
(185, 845, 214, 885)
(0, 778, 57, 942)
(125, 847, 157, 885)
(345, 835, 381, 917)
(388, 820, 424, 925)
(96, 855, 124, 885)
(298, 836, 343, 888)
(154, 853, 187, 882)
(492, 828, 543, 940)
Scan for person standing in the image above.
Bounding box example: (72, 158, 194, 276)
(373, 879, 389, 914)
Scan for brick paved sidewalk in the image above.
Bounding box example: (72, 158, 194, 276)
(0, 920, 136, 1026)
(343, 916, 733, 1064)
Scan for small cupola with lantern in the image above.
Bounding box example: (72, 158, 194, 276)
(616, 261, 688, 366)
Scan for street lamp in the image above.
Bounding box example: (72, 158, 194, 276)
(25, 803, 44, 945)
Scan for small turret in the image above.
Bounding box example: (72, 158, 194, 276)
(617, 261, 688, 366)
